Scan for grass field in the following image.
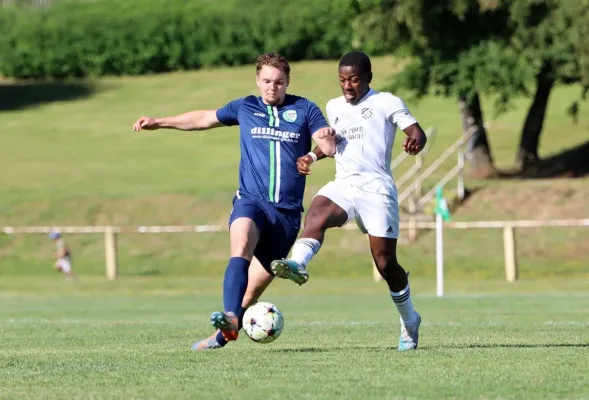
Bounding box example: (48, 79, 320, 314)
(1, 277, 588, 399)
(1, 56, 588, 278)
(1, 58, 589, 399)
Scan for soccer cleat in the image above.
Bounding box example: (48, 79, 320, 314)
(398, 311, 421, 351)
(210, 311, 239, 341)
(190, 331, 224, 351)
(270, 259, 309, 285)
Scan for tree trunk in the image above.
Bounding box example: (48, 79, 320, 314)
(515, 63, 555, 170)
(458, 92, 497, 178)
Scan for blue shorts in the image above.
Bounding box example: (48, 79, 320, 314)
(229, 196, 301, 273)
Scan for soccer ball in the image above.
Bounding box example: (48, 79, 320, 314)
(242, 302, 284, 344)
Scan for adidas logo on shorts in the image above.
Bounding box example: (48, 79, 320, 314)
(386, 226, 393, 233)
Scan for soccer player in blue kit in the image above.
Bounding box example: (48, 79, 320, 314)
(132, 53, 336, 350)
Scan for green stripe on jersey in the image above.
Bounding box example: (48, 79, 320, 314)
(268, 141, 276, 202)
(266, 105, 274, 127)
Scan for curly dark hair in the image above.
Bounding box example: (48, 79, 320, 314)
(256, 52, 290, 78)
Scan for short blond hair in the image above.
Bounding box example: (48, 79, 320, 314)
(255, 52, 290, 78)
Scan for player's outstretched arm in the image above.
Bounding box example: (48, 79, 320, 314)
(311, 127, 337, 157)
(307, 100, 336, 158)
(296, 146, 327, 176)
(402, 123, 427, 156)
(132, 110, 223, 132)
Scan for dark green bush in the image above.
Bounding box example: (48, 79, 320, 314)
(0, 0, 357, 78)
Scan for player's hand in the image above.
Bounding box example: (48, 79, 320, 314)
(132, 116, 160, 131)
(314, 126, 336, 139)
(297, 155, 314, 175)
(403, 135, 426, 155)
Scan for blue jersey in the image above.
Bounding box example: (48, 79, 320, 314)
(216, 95, 328, 211)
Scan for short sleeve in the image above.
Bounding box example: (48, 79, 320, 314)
(306, 100, 329, 135)
(216, 98, 244, 126)
(325, 100, 336, 126)
(384, 94, 418, 130)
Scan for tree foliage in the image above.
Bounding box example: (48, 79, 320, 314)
(351, 0, 589, 171)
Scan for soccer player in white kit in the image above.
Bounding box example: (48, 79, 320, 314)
(271, 51, 427, 351)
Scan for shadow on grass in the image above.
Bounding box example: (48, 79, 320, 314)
(497, 140, 589, 179)
(0, 81, 97, 111)
(269, 347, 329, 353)
(269, 345, 384, 353)
(453, 343, 589, 349)
(269, 343, 589, 352)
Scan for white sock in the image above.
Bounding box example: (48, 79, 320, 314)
(290, 238, 321, 267)
(390, 284, 417, 325)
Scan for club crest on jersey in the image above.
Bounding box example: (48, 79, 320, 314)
(361, 108, 373, 120)
(282, 110, 297, 122)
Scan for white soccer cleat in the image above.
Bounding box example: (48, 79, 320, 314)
(398, 311, 421, 351)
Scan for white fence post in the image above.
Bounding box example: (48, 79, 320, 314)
(435, 213, 444, 297)
(503, 224, 517, 282)
(105, 228, 118, 280)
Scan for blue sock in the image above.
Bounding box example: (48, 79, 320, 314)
(215, 330, 228, 346)
(210, 257, 251, 347)
(223, 257, 250, 318)
(214, 257, 250, 347)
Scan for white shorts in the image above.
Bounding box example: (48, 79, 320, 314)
(315, 180, 400, 238)
(56, 258, 72, 273)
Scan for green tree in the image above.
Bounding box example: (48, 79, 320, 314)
(351, 0, 508, 177)
(352, 0, 589, 175)
(508, 0, 589, 169)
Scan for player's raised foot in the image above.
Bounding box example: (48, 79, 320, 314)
(190, 331, 224, 351)
(398, 311, 421, 351)
(270, 259, 309, 285)
(210, 311, 239, 341)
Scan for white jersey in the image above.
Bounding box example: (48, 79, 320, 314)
(325, 89, 417, 195)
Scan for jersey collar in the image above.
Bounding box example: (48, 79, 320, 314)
(352, 88, 375, 105)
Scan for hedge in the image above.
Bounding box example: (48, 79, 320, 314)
(0, 0, 359, 78)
